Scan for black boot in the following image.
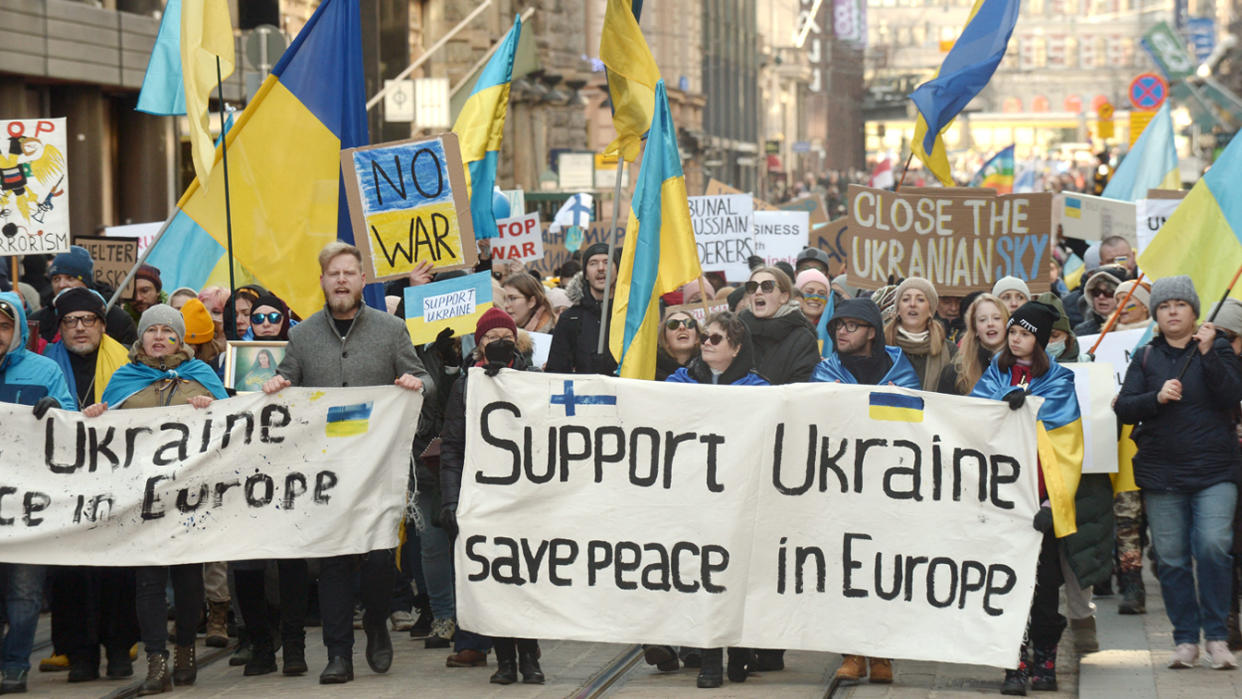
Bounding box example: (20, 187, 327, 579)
(409, 594, 433, 638)
(752, 648, 785, 671)
(1029, 645, 1057, 691)
(490, 659, 517, 684)
(282, 636, 308, 676)
(697, 648, 723, 689)
(244, 636, 277, 676)
(727, 647, 753, 682)
(518, 646, 545, 684)
(1001, 667, 1028, 696)
(318, 657, 353, 685)
(1118, 569, 1146, 615)
(229, 627, 252, 667)
(642, 645, 679, 671)
(136, 652, 171, 696)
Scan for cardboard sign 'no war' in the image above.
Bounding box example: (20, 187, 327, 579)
(342, 133, 478, 282)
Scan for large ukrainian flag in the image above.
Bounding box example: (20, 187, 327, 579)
(1101, 103, 1180, 201)
(910, 0, 1020, 185)
(452, 16, 520, 240)
(149, 0, 370, 318)
(609, 80, 703, 380)
(1139, 130, 1242, 310)
(600, 0, 659, 162)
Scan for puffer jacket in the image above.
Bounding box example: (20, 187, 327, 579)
(739, 307, 819, 385)
(0, 291, 75, 409)
(1061, 473, 1115, 588)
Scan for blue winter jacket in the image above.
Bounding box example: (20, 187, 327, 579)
(0, 291, 75, 409)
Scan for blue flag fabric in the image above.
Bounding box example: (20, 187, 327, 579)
(137, 0, 187, 116)
(100, 359, 229, 408)
(811, 346, 920, 388)
(816, 292, 835, 358)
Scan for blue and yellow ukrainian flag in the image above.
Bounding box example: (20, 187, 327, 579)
(910, 0, 1020, 185)
(970, 145, 1014, 193)
(181, 0, 234, 185)
(609, 80, 703, 380)
(451, 16, 520, 240)
(147, 0, 372, 318)
(326, 402, 373, 437)
(600, 0, 659, 162)
(1140, 130, 1242, 311)
(868, 392, 924, 422)
(1101, 103, 1180, 201)
(136, 0, 186, 115)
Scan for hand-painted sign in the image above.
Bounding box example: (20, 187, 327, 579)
(0, 118, 70, 256)
(74, 235, 139, 298)
(688, 194, 755, 282)
(491, 211, 544, 263)
(403, 271, 494, 344)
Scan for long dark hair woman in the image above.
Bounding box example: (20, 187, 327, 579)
(738, 266, 818, 385)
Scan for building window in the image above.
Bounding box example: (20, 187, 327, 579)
(1047, 35, 1067, 67)
(1033, 95, 1051, 112)
(1065, 95, 1083, 112)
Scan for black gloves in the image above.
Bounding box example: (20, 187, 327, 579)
(1004, 388, 1027, 410)
(483, 339, 516, 377)
(439, 503, 458, 539)
(1033, 506, 1053, 533)
(32, 396, 60, 419)
(433, 327, 459, 367)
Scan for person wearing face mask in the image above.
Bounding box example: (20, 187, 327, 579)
(1115, 276, 1242, 671)
(738, 267, 819, 386)
(884, 277, 956, 392)
(1036, 294, 1080, 364)
(937, 293, 1009, 395)
(655, 309, 701, 381)
(438, 308, 546, 686)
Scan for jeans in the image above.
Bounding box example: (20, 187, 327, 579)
(415, 490, 455, 621)
(136, 564, 204, 654)
(1, 564, 46, 673)
(318, 549, 394, 659)
(1146, 481, 1237, 645)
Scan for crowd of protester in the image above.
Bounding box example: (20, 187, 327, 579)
(1, 223, 1240, 696)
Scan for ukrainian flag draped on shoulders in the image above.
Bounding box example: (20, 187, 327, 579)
(910, 0, 1020, 185)
(600, 0, 659, 162)
(1140, 130, 1242, 308)
(973, 358, 1084, 537)
(609, 80, 702, 379)
(148, 0, 373, 318)
(452, 16, 520, 239)
(43, 334, 129, 405)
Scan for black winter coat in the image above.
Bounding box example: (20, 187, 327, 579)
(1062, 473, 1115, 588)
(1115, 332, 1242, 492)
(545, 290, 617, 376)
(739, 308, 819, 385)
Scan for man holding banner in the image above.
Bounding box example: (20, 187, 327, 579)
(262, 242, 432, 685)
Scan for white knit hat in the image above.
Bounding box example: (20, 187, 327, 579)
(1114, 280, 1151, 310)
(992, 275, 1031, 300)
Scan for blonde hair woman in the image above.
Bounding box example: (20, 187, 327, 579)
(937, 293, 1009, 395)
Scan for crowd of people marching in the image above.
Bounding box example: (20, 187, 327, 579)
(1, 226, 1241, 696)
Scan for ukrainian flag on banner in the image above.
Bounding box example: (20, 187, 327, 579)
(600, 0, 660, 162)
(403, 271, 494, 345)
(452, 16, 520, 240)
(1139, 130, 1242, 311)
(969, 144, 1014, 193)
(868, 392, 924, 422)
(910, 0, 1020, 185)
(326, 402, 373, 437)
(1101, 103, 1179, 202)
(609, 80, 703, 379)
(155, 0, 371, 318)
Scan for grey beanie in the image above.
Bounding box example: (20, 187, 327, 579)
(137, 304, 186, 343)
(1149, 275, 1200, 317)
(1210, 298, 1242, 337)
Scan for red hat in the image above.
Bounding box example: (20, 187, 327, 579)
(474, 307, 516, 344)
(135, 264, 162, 293)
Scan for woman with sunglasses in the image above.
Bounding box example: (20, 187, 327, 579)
(665, 311, 766, 688)
(739, 267, 818, 386)
(884, 277, 955, 392)
(656, 309, 702, 381)
(247, 293, 292, 341)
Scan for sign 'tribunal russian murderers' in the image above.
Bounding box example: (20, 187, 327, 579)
(455, 370, 1045, 668)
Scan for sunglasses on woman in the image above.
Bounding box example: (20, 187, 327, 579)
(665, 317, 697, 331)
(251, 312, 283, 325)
(701, 332, 726, 346)
(745, 279, 778, 294)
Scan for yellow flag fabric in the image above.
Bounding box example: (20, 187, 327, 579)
(1111, 424, 1140, 494)
(599, 0, 660, 162)
(93, 334, 130, 404)
(181, 0, 235, 185)
(1035, 419, 1085, 537)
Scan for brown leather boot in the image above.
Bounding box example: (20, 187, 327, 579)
(869, 657, 893, 683)
(136, 652, 171, 696)
(205, 601, 229, 647)
(835, 654, 867, 682)
(172, 645, 196, 686)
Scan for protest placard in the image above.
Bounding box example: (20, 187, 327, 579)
(811, 218, 849, 277)
(1135, 196, 1182, 256)
(341, 133, 478, 282)
(847, 185, 1052, 295)
(0, 387, 421, 566)
(492, 211, 544, 263)
(404, 271, 494, 344)
(1056, 192, 1137, 247)
(103, 221, 163, 256)
(664, 302, 730, 326)
(1065, 362, 1121, 474)
(753, 211, 810, 267)
(0, 118, 70, 256)
(529, 331, 552, 368)
(530, 222, 625, 278)
(456, 371, 1043, 667)
(1078, 328, 1149, 391)
(74, 235, 138, 299)
(689, 194, 754, 282)
(779, 194, 830, 226)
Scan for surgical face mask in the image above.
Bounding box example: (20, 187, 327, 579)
(1046, 340, 1066, 358)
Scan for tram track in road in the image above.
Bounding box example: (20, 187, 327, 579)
(578, 645, 844, 698)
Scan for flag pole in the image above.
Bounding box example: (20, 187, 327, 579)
(215, 56, 238, 338)
(597, 162, 626, 356)
(1177, 261, 1242, 379)
(1087, 272, 1145, 357)
(897, 152, 914, 190)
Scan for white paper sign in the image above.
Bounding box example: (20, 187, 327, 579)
(456, 371, 1043, 668)
(0, 387, 422, 566)
(492, 212, 544, 263)
(1065, 362, 1121, 474)
(1056, 192, 1136, 248)
(529, 331, 552, 368)
(424, 288, 477, 322)
(689, 194, 755, 282)
(1078, 328, 1149, 391)
(1135, 198, 1181, 256)
(753, 210, 810, 266)
(0, 118, 70, 256)
(104, 221, 164, 256)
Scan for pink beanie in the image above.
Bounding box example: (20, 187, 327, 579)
(795, 269, 831, 292)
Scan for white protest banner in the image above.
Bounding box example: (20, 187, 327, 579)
(1065, 363, 1121, 474)
(492, 212, 544, 263)
(104, 221, 164, 256)
(1135, 198, 1181, 256)
(0, 387, 421, 566)
(0, 118, 70, 256)
(753, 210, 810, 267)
(529, 331, 552, 368)
(689, 194, 754, 282)
(1079, 328, 1149, 391)
(1056, 192, 1136, 248)
(456, 372, 1043, 667)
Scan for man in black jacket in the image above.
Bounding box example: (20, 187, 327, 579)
(28, 246, 137, 346)
(546, 242, 619, 375)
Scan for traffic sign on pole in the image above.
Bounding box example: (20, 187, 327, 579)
(1129, 73, 1168, 111)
